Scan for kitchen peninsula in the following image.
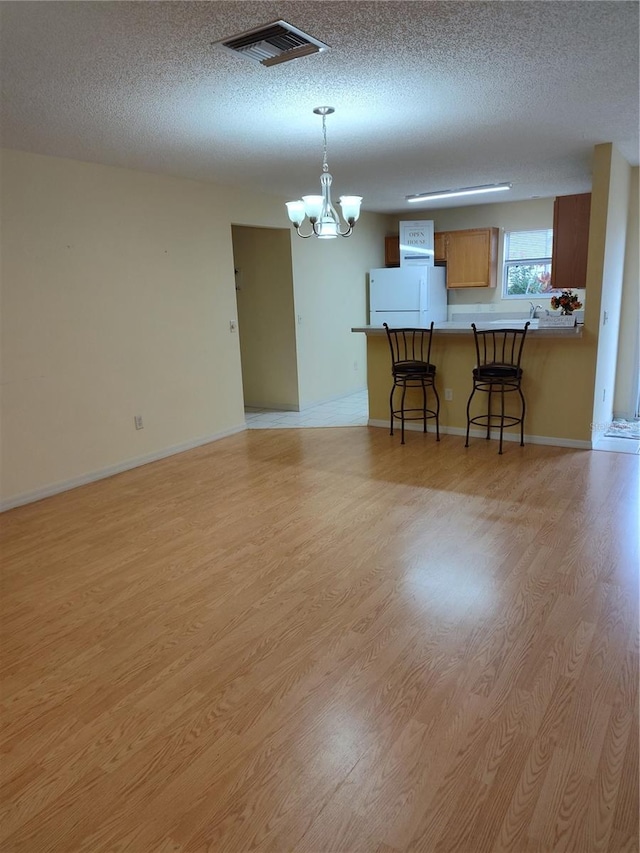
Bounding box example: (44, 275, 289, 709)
(353, 322, 592, 448)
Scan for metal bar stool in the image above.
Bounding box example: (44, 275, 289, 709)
(465, 322, 530, 454)
(383, 323, 440, 445)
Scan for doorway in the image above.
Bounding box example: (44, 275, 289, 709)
(231, 225, 299, 413)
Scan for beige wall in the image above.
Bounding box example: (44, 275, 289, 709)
(232, 225, 298, 410)
(614, 167, 639, 418)
(1, 150, 244, 504)
(589, 144, 632, 435)
(366, 330, 594, 443)
(292, 216, 385, 408)
(1, 149, 387, 507)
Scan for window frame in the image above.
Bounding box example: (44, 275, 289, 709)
(502, 228, 554, 299)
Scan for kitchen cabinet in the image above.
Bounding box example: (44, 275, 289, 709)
(385, 231, 449, 266)
(552, 193, 591, 291)
(384, 227, 498, 287)
(441, 227, 499, 288)
(384, 235, 400, 267)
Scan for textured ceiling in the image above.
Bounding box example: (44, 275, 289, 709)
(1, 1, 638, 213)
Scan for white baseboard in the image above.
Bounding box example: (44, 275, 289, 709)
(367, 419, 592, 450)
(1, 423, 247, 512)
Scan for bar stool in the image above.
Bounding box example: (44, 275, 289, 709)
(465, 322, 530, 454)
(383, 323, 440, 445)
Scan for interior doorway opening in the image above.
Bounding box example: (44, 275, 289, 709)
(231, 225, 299, 415)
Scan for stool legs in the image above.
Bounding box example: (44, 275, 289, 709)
(400, 381, 407, 444)
(389, 385, 395, 437)
(499, 383, 505, 455)
(466, 381, 526, 454)
(421, 378, 427, 434)
(421, 379, 440, 440)
(389, 377, 439, 444)
(432, 383, 441, 441)
(464, 387, 474, 447)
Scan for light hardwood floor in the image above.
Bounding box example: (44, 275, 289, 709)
(1, 428, 638, 853)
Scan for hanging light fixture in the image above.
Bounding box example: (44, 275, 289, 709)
(285, 107, 362, 239)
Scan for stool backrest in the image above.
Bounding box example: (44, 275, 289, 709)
(471, 322, 530, 368)
(383, 323, 435, 367)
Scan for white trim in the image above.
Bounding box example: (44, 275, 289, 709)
(1, 424, 247, 512)
(367, 419, 592, 450)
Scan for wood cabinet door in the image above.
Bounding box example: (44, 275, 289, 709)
(552, 193, 591, 290)
(446, 228, 498, 288)
(384, 236, 400, 267)
(434, 232, 447, 262)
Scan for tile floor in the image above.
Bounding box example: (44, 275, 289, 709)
(595, 417, 640, 455)
(604, 417, 640, 440)
(245, 389, 368, 429)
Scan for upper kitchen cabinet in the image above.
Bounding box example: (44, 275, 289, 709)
(442, 227, 499, 288)
(552, 193, 591, 291)
(385, 228, 490, 272)
(384, 235, 401, 267)
(434, 232, 447, 262)
(385, 233, 446, 266)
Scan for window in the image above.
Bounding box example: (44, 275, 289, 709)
(503, 229, 554, 297)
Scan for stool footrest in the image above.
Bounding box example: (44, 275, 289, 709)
(391, 407, 438, 422)
(468, 414, 523, 429)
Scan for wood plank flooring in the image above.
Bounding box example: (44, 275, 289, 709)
(1, 427, 638, 852)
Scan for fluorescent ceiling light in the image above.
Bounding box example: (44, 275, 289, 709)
(406, 183, 512, 203)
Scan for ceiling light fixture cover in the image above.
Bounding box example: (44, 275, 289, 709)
(406, 182, 512, 203)
(286, 107, 362, 240)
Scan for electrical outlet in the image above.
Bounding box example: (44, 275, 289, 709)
(444, 388, 453, 401)
(134, 415, 144, 430)
(229, 320, 237, 333)
(353, 360, 358, 371)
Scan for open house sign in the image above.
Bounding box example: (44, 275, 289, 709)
(399, 220, 435, 267)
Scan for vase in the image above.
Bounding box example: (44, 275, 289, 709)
(561, 308, 573, 315)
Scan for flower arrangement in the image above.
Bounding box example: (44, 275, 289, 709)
(550, 289, 583, 315)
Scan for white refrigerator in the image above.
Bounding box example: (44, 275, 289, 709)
(369, 266, 447, 327)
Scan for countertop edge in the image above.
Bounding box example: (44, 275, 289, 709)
(352, 325, 584, 339)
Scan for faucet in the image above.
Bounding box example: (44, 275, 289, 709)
(529, 302, 543, 319)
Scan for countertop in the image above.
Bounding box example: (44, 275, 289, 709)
(352, 320, 583, 338)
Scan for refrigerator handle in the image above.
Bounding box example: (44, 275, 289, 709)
(419, 274, 427, 317)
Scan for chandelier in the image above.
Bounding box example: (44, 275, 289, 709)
(285, 107, 362, 239)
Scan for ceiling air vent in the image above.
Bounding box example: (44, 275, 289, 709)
(215, 20, 330, 67)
